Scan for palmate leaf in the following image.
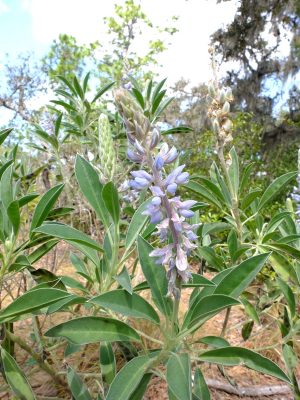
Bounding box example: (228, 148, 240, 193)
(199, 347, 290, 383)
(1, 347, 36, 400)
(106, 356, 151, 400)
(45, 317, 141, 344)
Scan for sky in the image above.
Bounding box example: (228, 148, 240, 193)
(0, 0, 239, 85)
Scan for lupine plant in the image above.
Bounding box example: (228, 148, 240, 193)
(0, 74, 299, 399)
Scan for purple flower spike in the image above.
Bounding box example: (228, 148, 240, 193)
(165, 165, 185, 186)
(167, 183, 177, 195)
(176, 172, 189, 184)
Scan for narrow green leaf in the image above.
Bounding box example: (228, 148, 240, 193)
(28, 239, 59, 264)
(45, 317, 141, 344)
(92, 81, 115, 103)
(0, 159, 13, 180)
(213, 253, 270, 298)
(194, 368, 210, 400)
(228, 147, 239, 196)
(99, 342, 116, 385)
(1, 347, 36, 400)
(73, 76, 84, 99)
(137, 236, 173, 317)
(67, 366, 92, 400)
(257, 171, 297, 211)
(18, 193, 39, 208)
(114, 266, 133, 294)
(89, 290, 160, 324)
(1, 164, 13, 210)
(277, 278, 296, 318)
(199, 347, 290, 383)
(106, 356, 150, 400)
(129, 373, 152, 400)
(198, 336, 230, 349)
(183, 294, 240, 329)
(242, 320, 254, 340)
(0, 128, 13, 145)
(33, 223, 102, 266)
(167, 353, 192, 400)
(30, 184, 64, 234)
(102, 182, 120, 224)
(75, 155, 110, 226)
(125, 197, 152, 251)
(7, 200, 20, 235)
(0, 288, 71, 322)
(184, 181, 222, 209)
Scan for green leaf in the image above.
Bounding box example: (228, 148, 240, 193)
(0, 288, 71, 322)
(129, 373, 152, 400)
(30, 184, 64, 234)
(67, 366, 92, 400)
(34, 223, 102, 265)
(73, 76, 84, 99)
(106, 356, 150, 400)
(264, 243, 300, 261)
(114, 266, 133, 294)
(240, 162, 255, 193)
(137, 236, 173, 317)
(28, 239, 59, 265)
(183, 294, 240, 329)
(167, 353, 192, 400)
(242, 320, 254, 340)
(125, 197, 152, 251)
(132, 88, 145, 109)
(194, 368, 210, 400)
(7, 200, 20, 235)
(0, 128, 13, 145)
(185, 181, 222, 209)
(199, 347, 290, 383)
(228, 147, 239, 196)
(75, 155, 110, 226)
(0, 159, 14, 180)
(241, 189, 262, 210)
(18, 193, 39, 208)
(213, 253, 270, 298)
(102, 182, 120, 224)
(92, 81, 115, 103)
(240, 296, 260, 324)
(197, 246, 224, 271)
(257, 171, 297, 211)
(89, 290, 160, 324)
(99, 342, 116, 385)
(198, 336, 230, 349)
(1, 347, 36, 400)
(1, 164, 13, 210)
(45, 317, 140, 344)
(277, 278, 296, 318)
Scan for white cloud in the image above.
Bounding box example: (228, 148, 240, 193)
(22, 0, 238, 85)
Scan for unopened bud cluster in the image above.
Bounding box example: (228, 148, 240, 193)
(114, 89, 198, 296)
(98, 113, 116, 182)
(207, 82, 234, 147)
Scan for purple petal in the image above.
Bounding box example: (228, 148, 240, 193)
(165, 146, 178, 164)
(176, 172, 189, 184)
(167, 183, 177, 195)
(127, 149, 142, 163)
(150, 186, 164, 197)
(131, 170, 152, 181)
(179, 209, 194, 218)
(151, 196, 161, 206)
(180, 200, 197, 209)
(154, 155, 165, 170)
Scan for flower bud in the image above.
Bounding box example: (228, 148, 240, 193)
(222, 101, 230, 114)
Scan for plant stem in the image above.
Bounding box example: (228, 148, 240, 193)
(5, 330, 68, 390)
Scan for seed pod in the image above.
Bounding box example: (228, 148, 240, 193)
(219, 88, 226, 103)
(212, 119, 220, 135)
(208, 83, 216, 97)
